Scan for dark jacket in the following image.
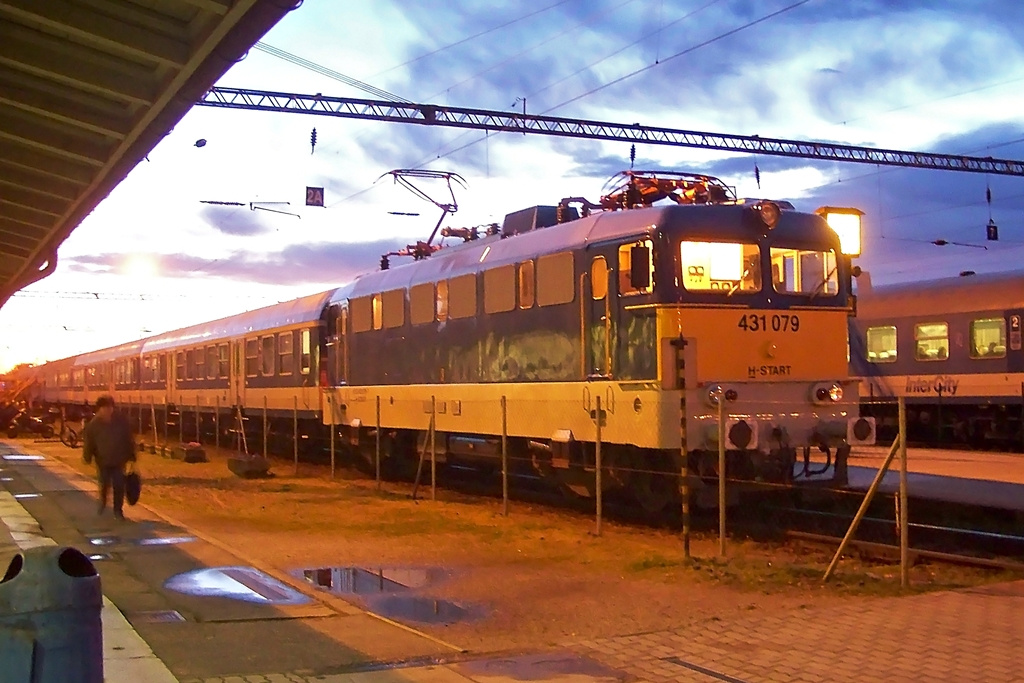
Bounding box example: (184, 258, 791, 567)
(83, 412, 136, 468)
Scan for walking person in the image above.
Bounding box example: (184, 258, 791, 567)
(82, 395, 136, 521)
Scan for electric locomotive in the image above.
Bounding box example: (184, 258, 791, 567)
(323, 171, 872, 510)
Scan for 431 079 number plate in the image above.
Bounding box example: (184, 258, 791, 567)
(737, 313, 800, 332)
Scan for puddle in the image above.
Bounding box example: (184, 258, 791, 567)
(0, 477, 12, 482)
(88, 553, 112, 561)
(297, 566, 437, 596)
(164, 566, 311, 605)
(294, 565, 476, 625)
(370, 595, 474, 625)
(13, 493, 40, 499)
(2, 454, 44, 461)
(89, 536, 119, 546)
(136, 536, 195, 546)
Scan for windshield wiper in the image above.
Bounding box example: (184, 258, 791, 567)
(808, 266, 838, 300)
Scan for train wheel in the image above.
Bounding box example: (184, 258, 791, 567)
(628, 450, 675, 514)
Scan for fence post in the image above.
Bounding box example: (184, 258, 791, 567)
(430, 395, 436, 501)
(501, 395, 508, 517)
(195, 394, 200, 444)
(329, 394, 335, 479)
(680, 396, 690, 560)
(375, 395, 381, 492)
(150, 400, 157, 453)
(717, 393, 726, 557)
(899, 396, 909, 588)
(595, 395, 603, 537)
(293, 395, 299, 475)
(262, 395, 268, 459)
(215, 395, 220, 450)
(163, 400, 168, 455)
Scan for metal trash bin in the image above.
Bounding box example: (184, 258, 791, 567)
(0, 546, 103, 683)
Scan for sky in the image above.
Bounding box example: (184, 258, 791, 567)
(2, 0, 1024, 372)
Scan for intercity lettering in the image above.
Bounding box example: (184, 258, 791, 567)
(904, 375, 959, 396)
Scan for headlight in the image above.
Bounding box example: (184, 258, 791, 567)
(813, 382, 844, 403)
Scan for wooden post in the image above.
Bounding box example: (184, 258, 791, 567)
(262, 395, 268, 459)
(430, 395, 436, 501)
(163, 400, 168, 453)
(375, 395, 381, 491)
(195, 394, 200, 444)
(718, 394, 726, 557)
(595, 395, 603, 537)
(178, 401, 183, 444)
(501, 395, 508, 516)
(293, 395, 299, 475)
(823, 436, 901, 582)
(215, 395, 220, 450)
(899, 396, 909, 588)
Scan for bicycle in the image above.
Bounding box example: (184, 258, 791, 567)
(60, 418, 82, 449)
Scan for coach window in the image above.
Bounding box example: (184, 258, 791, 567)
(185, 350, 194, 380)
(484, 265, 516, 313)
(176, 352, 185, 381)
(261, 336, 276, 375)
(372, 293, 383, 330)
(591, 257, 609, 299)
(245, 339, 258, 377)
(682, 241, 761, 293)
(449, 274, 477, 319)
(206, 346, 217, 379)
(619, 240, 653, 295)
(217, 344, 229, 378)
(278, 333, 294, 375)
(518, 260, 535, 308)
(537, 252, 575, 306)
(194, 347, 205, 379)
(300, 329, 312, 375)
(969, 318, 1007, 359)
(866, 326, 897, 363)
(410, 283, 434, 325)
(159, 354, 167, 382)
(382, 289, 405, 328)
(436, 280, 449, 321)
(914, 323, 948, 361)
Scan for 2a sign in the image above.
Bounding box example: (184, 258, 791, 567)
(305, 186, 324, 207)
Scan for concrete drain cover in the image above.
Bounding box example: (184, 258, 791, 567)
(131, 610, 186, 623)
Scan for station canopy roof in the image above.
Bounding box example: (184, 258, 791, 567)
(0, 0, 300, 309)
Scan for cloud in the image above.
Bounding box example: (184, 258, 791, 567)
(198, 204, 274, 236)
(66, 238, 412, 286)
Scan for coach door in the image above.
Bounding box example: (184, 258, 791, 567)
(231, 340, 245, 406)
(584, 251, 615, 379)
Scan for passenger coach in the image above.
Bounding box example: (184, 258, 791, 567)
(852, 271, 1024, 448)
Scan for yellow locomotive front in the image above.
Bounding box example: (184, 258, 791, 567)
(645, 197, 871, 495)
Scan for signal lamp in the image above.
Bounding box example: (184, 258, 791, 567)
(815, 206, 863, 256)
(756, 201, 781, 229)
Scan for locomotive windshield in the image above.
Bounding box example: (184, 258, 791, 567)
(680, 240, 761, 293)
(769, 247, 839, 297)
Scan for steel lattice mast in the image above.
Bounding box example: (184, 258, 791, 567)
(197, 87, 1024, 177)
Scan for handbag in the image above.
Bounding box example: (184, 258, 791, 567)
(125, 462, 142, 506)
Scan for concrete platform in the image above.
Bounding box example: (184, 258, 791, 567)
(845, 445, 1024, 511)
